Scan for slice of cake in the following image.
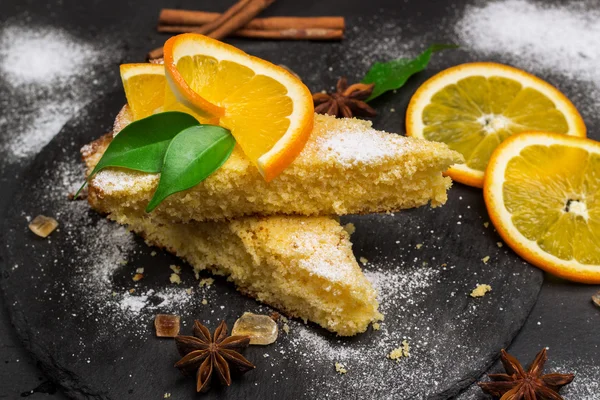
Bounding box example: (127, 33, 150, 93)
(88, 107, 463, 223)
(83, 135, 382, 336)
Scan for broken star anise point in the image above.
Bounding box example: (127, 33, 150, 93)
(313, 76, 377, 119)
(174, 320, 255, 393)
(478, 348, 574, 400)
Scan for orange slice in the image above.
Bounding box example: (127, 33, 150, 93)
(119, 63, 166, 120)
(163, 33, 314, 181)
(406, 62, 586, 188)
(484, 132, 600, 284)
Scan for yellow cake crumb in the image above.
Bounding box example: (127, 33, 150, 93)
(282, 323, 290, 334)
(483, 222, 489, 228)
(359, 257, 368, 265)
(470, 284, 492, 298)
(372, 322, 381, 331)
(163, 393, 171, 399)
(335, 362, 348, 374)
(150, 251, 157, 256)
(169, 265, 181, 274)
(343, 222, 356, 235)
(132, 273, 143, 282)
(497, 242, 503, 248)
(199, 278, 214, 287)
(415, 243, 423, 249)
(186, 288, 192, 295)
(201, 298, 208, 305)
(388, 340, 410, 361)
(169, 273, 181, 284)
(135, 267, 144, 274)
(129, 288, 135, 294)
(482, 256, 490, 264)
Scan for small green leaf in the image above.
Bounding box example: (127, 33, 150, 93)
(146, 125, 236, 212)
(75, 112, 200, 197)
(362, 44, 458, 101)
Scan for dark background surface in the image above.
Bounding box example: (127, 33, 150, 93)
(0, 0, 599, 399)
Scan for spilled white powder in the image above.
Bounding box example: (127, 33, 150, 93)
(0, 25, 100, 86)
(456, 0, 600, 113)
(0, 23, 115, 160)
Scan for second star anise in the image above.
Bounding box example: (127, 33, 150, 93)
(479, 348, 574, 400)
(313, 77, 377, 119)
(174, 320, 255, 393)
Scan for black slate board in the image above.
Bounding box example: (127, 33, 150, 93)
(0, 91, 543, 399)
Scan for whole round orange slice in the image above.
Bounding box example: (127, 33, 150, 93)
(484, 132, 600, 284)
(406, 62, 586, 188)
(163, 33, 314, 181)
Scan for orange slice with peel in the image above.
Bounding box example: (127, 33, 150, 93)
(120, 63, 166, 120)
(406, 62, 586, 188)
(163, 33, 314, 181)
(484, 132, 600, 284)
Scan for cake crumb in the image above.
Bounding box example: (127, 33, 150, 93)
(132, 273, 143, 282)
(343, 222, 356, 235)
(497, 242, 503, 248)
(169, 265, 181, 274)
(483, 222, 490, 228)
(372, 322, 381, 331)
(129, 288, 135, 294)
(280, 315, 289, 323)
(470, 284, 492, 298)
(150, 251, 157, 257)
(185, 288, 192, 295)
(199, 278, 214, 287)
(482, 255, 490, 264)
(135, 267, 144, 274)
(282, 323, 290, 334)
(359, 257, 368, 265)
(169, 273, 181, 284)
(201, 298, 208, 305)
(415, 243, 423, 249)
(335, 362, 348, 374)
(163, 393, 171, 398)
(388, 340, 410, 361)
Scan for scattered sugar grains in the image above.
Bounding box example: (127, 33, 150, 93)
(33, 160, 210, 341)
(456, 0, 600, 113)
(470, 284, 492, 298)
(0, 23, 118, 160)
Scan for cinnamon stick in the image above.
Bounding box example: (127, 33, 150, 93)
(190, 0, 252, 35)
(233, 28, 344, 40)
(147, 26, 343, 59)
(209, 0, 276, 40)
(159, 10, 345, 31)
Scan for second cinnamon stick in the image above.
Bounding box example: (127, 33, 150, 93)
(159, 10, 345, 31)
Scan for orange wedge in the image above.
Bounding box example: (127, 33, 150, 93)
(120, 63, 166, 120)
(484, 132, 600, 284)
(406, 62, 586, 188)
(163, 33, 314, 181)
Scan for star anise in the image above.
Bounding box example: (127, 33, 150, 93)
(174, 320, 255, 393)
(313, 77, 377, 118)
(479, 348, 574, 399)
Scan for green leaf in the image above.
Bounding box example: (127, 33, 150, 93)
(75, 112, 199, 197)
(146, 125, 236, 212)
(362, 44, 458, 101)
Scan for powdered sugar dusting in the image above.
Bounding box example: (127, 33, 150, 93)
(456, 0, 600, 114)
(0, 23, 119, 161)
